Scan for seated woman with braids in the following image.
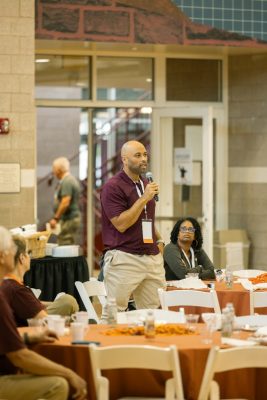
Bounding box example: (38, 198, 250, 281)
(163, 217, 215, 281)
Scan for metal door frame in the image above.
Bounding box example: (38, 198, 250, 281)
(152, 106, 214, 257)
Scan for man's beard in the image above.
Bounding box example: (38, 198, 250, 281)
(128, 163, 147, 176)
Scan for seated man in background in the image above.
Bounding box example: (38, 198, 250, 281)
(0, 226, 87, 400)
(1, 235, 79, 326)
(164, 217, 215, 281)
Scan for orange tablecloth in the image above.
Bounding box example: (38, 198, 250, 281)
(23, 325, 267, 400)
(168, 280, 267, 316)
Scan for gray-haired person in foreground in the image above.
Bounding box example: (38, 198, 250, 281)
(0, 226, 87, 400)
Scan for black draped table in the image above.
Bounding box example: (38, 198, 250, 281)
(24, 256, 89, 309)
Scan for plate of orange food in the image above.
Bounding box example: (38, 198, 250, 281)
(233, 269, 265, 279)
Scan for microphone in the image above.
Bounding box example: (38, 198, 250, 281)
(146, 172, 159, 202)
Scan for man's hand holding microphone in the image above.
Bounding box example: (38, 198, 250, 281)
(143, 172, 159, 202)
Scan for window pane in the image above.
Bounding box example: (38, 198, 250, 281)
(166, 59, 222, 102)
(35, 55, 90, 100)
(37, 107, 89, 252)
(97, 57, 153, 101)
(92, 107, 151, 264)
(93, 107, 152, 187)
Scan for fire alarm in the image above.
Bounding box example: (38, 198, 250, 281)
(0, 118, 10, 134)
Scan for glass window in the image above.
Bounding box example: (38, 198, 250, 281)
(93, 107, 152, 187)
(204, 9, 213, 19)
(166, 58, 222, 102)
(36, 107, 89, 251)
(35, 55, 90, 100)
(224, 9, 233, 20)
(92, 107, 151, 263)
(96, 57, 153, 101)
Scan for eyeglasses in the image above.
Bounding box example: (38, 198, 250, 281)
(180, 226, 196, 233)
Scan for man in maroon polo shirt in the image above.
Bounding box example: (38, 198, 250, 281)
(101, 140, 166, 311)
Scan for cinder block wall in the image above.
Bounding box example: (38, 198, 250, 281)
(229, 54, 267, 269)
(0, 0, 35, 228)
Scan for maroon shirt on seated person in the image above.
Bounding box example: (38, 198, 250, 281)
(0, 291, 25, 375)
(101, 170, 159, 255)
(1, 278, 45, 327)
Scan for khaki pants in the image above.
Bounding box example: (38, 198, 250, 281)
(58, 216, 81, 245)
(47, 294, 79, 316)
(0, 374, 68, 400)
(104, 250, 166, 311)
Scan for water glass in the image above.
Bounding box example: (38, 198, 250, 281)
(53, 317, 66, 336)
(70, 322, 85, 341)
(27, 318, 45, 333)
(215, 269, 224, 282)
(185, 314, 199, 332)
(201, 313, 218, 344)
(43, 314, 61, 331)
(225, 270, 233, 289)
(72, 311, 88, 326)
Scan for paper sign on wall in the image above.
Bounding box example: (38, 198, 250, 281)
(0, 163, 20, 193)
(174, 148, 192, 185)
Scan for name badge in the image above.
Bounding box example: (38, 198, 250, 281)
(142, 219, 153, 243)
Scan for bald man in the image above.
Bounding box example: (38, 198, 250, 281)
(101, 140, 166, 312)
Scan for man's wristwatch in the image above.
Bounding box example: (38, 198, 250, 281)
(156, 239, 165, 246)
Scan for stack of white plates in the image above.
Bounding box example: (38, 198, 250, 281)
(233, 269, 265, 278)
(52, 245, 79, 258)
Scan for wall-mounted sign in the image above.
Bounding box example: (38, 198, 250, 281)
(0, 163, 20, 193)
(174, 148, 193, 185)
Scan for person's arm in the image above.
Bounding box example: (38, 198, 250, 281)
(110, 182, 158, 233)
(155, 227, 165, 254)
(198, 249, 216, 280)
(7, 348, 87, 400)
(50, 195, 71, 227)
(164, 244, 198, 280)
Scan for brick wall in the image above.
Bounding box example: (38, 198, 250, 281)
(35, 0, 267, 47)
(229, 54, 267, 269)
(0, 0, 35, 228)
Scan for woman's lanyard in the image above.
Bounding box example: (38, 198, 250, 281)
(182, 247, 195, 268)
(135, 179, 148, 219)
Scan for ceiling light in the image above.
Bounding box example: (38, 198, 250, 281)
(35, 58, 50, 63)
(140, 107, 152, 114)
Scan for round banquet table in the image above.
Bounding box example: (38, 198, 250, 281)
(167, 280, 267, 316)
(20, 324, 267, 400)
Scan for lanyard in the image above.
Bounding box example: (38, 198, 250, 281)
(182, 247, 195, 268)
(135, 180, 148, 219)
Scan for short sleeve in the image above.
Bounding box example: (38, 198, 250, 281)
(101, 182, 128, 220)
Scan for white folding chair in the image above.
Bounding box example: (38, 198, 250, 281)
(198, 345, 267, 400)
(75, 281, 100, 323)
(30, 287, 41, 299)
(117, 309, 185, 324)
(158, 288, 221, 314)
(250, 290, 267, 314)
(89, 344, 185, 400)
(83, 279, 107, 308)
